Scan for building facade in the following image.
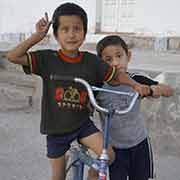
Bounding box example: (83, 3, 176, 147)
(97, 0, 180, 35)
(100, 0, 136, 33)
(1, 0, 180, 36)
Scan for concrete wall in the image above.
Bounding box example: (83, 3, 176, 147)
(142, 72, 180, 157)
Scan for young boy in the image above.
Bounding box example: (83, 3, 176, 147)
(7, 3, 151, 180)
(96, 35, 173, 180)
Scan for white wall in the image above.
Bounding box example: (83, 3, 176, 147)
(135, 0, 180, 35)
(0, 0, 96, 34)
(2, 0, 180, 35)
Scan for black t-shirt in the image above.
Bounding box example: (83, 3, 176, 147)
(23, 50, 115, 134)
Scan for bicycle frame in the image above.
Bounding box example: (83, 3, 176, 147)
(68, 145, 87, 180)
(66, 112, 115, 180)
(50, 75, 139, 180)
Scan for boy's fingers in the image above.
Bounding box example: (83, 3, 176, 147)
(49, 20, 53, 25)
(45, 12, 49, 22)
(47, 21, 52, 29)
(42, 18, 47, 26)
(141, 86, 150, 97)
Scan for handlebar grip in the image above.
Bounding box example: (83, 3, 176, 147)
(50, 75, 75, 81)
(149, 88, 153, 96)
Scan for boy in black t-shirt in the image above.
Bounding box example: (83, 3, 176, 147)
(7, 3, 151, 180)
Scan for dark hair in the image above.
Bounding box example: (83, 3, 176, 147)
(96, 35, 128, 57)
(52, 3, 88, 37)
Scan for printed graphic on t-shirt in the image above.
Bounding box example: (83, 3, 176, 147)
(54, 86, 88, 110)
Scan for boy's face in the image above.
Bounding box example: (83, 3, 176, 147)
(55, 15, 85, 57)
(101, 45, 131, 72)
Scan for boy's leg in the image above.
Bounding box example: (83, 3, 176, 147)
(129, 138, 154, 180)
(78, 119, 114, 163)
(109, 147, 129, 180)
(80, 132, 114, 180)
(46, 135, 72, 180)
(78, 120, 114, 180)
(49, 156, 66, 180)
(79, 131, 114, 162)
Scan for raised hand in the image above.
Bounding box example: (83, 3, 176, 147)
(35, 12, 52, 38)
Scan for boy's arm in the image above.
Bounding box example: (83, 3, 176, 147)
(6, 33, 45, 65)
(129, 72, 173, 97)
(109, 70, 151, 97)
(6, 13, 51, 66)
(150, 84, 173, 97)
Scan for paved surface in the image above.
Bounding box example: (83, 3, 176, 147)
(0, 110, 180, 180)
(0, 110, 50, 180)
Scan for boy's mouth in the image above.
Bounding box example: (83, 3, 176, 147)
(117, 67, 126, 73)
(67, 41, 78, 44)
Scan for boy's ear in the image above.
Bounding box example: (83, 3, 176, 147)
(54, 33, 58, 41)
(127, 51, 132, 62)
(54, 36, 57, 41)
(83, 35, 86, 41)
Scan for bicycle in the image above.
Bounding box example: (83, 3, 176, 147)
(50, 75, 139, 180)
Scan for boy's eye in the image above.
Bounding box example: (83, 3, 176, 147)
(117, 54, 122, 58)
(104, 58, 112, 63)
(61, 27, 69, 32)
(60, 26, 82, 33)
(73, 26, 82, 32)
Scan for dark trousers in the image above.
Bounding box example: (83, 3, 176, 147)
(109, 138, 154, 180)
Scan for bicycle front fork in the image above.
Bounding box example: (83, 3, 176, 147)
(98, 149, 109, 180)
(98, 111, 115, 180)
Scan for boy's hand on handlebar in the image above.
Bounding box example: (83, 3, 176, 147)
(151, 84, 173, 97)
(150, 85, 161, 98)
(133, 83, 151, 97)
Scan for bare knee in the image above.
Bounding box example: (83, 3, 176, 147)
(80, 132, 115, 164)
(99, 145, 115, 165)
(107, 145, 115, 164)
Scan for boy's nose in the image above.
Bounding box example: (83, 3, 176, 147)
(114, 63, 126, 72)
(68, 29, 76, 37)
(112, 59, 120, 67)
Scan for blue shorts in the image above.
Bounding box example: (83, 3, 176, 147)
(46, 120, 99, 158)
(109, 138, 154, 180)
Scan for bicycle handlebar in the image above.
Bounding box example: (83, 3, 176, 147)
(50, 75, 139, 115)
